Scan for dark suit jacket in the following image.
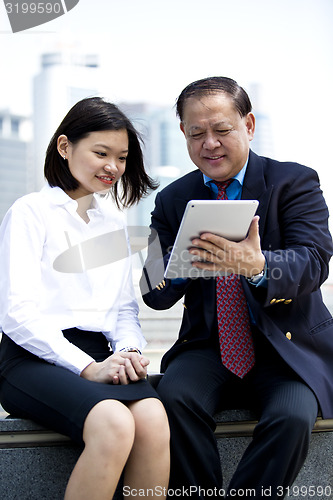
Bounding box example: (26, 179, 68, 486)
(141, 150, 333, 419)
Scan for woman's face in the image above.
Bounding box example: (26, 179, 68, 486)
(57, 129, 129, 199)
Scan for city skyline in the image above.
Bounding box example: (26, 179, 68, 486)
(0, 46, 275, 228)
(0, 0, 332, 213)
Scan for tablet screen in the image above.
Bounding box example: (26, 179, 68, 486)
(164, 199, 259, 279)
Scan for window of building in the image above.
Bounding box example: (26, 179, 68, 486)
(11, 119, 20, 136)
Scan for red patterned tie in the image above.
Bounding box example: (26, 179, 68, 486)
(215, 181, 255, 378)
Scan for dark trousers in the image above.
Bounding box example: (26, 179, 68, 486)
(157, 334, 318, 499)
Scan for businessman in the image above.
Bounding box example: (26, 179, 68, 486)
(141, 77, 333, 499)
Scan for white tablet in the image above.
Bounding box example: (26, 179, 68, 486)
(164, 199, 259, 279)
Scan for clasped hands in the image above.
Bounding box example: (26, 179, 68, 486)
(80, 351, 149, 385)
(189, 216, 265, 278)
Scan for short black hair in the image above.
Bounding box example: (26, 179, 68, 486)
(176, 76, 252, 121)
(44, 97, 158, 207)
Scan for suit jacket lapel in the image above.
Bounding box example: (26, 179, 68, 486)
(201, 151, 273, 330)
(174, 170, 212, 222)
(175, 154, 273, 235)
(241, 150, 273, 240)
(171, 170, 217, 329)
(174, 178, 216, 331)
(174, 158, 273, 332)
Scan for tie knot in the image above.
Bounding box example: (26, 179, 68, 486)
(213, 180, 233, 200)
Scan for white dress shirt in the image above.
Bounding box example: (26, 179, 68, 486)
(0, 184, 146, 375)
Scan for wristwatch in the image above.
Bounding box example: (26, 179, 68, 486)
(119, 347, 142, 354)
(247, 264, 266, 285)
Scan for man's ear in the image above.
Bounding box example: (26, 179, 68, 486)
(180, 122, 186, 136)
(246, 113, 256, 141)
(57, 135, 69, 159)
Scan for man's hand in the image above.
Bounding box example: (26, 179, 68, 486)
(80, 352, 150, 385)
(189, 215, 265, 278)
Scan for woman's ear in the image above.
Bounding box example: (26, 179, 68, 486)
(57, 135, 69, 160)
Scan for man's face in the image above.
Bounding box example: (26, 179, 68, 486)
(180, 92, 255, 181)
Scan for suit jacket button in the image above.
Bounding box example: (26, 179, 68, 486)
(284, 299, 292, 304)
(270, 298, 277, 304)
(286, 332, 292, 340)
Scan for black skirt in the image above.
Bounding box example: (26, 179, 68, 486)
(0, 328, 159, 444)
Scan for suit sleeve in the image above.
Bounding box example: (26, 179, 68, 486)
(140, 192, 192, 310)
(260, 167, 333, 306)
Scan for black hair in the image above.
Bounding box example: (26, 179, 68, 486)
(44, 97, 158, 207)
(176, 76, 252, 121)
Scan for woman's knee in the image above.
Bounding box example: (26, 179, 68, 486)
(83, 399, 135, 453)
(129, 398, 170, 446)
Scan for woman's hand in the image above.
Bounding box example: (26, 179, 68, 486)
(80, 352, 150, 385)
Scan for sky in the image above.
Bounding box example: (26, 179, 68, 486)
(1, 0, 333, 202)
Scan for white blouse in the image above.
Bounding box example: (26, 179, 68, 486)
(0, 184, 146, 375)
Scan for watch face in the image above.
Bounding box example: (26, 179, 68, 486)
(248, 271, 264, 284)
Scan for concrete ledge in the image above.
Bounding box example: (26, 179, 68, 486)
(1, 370, 333, 500)
(2, 410, 332, 446)
(213, 410, 333, 495)
(0, 417, 72, 448)
(1, 410, 333, 500)
(214, 408, 333, 438)
(0, 415, 82, 500)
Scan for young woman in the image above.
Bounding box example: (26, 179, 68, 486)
(0, 97, 170, 500)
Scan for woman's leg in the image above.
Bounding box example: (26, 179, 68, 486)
(64, 399, 135, 500)
(124, 398, 170, 498)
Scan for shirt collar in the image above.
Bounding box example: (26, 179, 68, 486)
(41, 183, 76, 207)
(203, 157, 249, 187)
(41, 183, 103, 214)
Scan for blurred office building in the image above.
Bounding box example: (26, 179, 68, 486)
(0, 109, 32, 222)
(119, 102, 194, 226)
(248, 83, 274, 157)
(33, 51, 101, 190)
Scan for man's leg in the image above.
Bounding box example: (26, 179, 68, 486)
(227, 360, 318, 499)
(157, 346, 232, 498)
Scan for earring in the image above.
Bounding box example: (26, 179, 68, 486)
(63, 155, 66, 160)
